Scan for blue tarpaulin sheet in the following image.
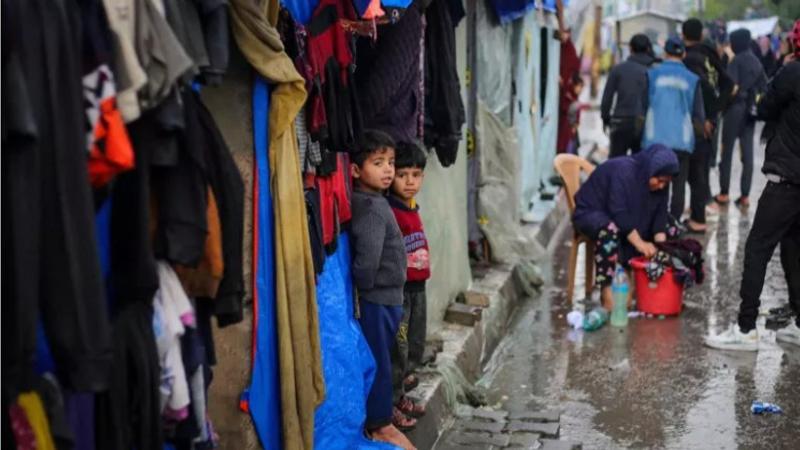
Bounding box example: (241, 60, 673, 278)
(248, 77, 283, 450)
(313, 233, 399, 450)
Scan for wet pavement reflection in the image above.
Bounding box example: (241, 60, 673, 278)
(442, 164, 800, 448)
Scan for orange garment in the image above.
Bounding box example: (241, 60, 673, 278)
(88, 97, 135, 187)
(174, 187, 225, 298)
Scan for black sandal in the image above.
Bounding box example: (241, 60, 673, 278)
(714, 195, 730, 205)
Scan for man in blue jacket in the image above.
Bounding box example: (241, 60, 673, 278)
(642, 37, 706, 223)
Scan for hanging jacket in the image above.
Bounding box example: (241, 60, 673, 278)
(423, 0, 465, 166)
(3, 0, 112, 395)
(758, 60, 800, 183)
(306, 0, 362, 152)
(642, 60, 705, 153)
(356, 0, 423, 145)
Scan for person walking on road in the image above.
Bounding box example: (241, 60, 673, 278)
(681, 18, 735, 232)
(641, 37, 706, 224)
(714, 28, 767, 209)
(705, 29, 800, 351)
(601, 34, 655, 158)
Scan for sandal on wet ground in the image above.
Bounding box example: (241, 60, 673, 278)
(392, 407, 417, 432)
(735, 197, 750, 208)
(396, 396, 426, 418)
(714, 195, 730, 205)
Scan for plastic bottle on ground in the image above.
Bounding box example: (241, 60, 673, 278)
(583, 307, 609, 331)
(610, 266, 629, 327)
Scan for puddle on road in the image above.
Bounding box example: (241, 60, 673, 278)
(472, 194, 800, 449)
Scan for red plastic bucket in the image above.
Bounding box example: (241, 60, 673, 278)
(630, 257, 684, 315)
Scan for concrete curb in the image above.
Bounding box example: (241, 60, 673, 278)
(408, 193, 570, 449)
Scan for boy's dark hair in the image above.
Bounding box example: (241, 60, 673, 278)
(571, 73, 584, 86)
(395, 141, 427, 170)
(352, 129, 396, 166)
(630, 34, 651, 54)
(682, 18, 703, 42)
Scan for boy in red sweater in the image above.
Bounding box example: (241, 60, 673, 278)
(388, 142, 430, 423)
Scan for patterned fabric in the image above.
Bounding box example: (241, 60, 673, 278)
(594, 222, 620, 287)
(8, 403, 36, 450)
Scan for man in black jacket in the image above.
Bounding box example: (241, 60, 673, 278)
(681, 18, 735, 231)
(601, 34, 656, 158)
(705, 53, 800, 351)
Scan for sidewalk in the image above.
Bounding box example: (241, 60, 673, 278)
(406, 191, 573, 450)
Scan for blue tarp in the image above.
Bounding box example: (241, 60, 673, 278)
(313, 233, 399, 450)
(281, 0, 318, 25)
(487, 0, 536, 25)
(247, 77, 283, 450)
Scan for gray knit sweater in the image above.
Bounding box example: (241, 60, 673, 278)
(350, 190, 407, 306)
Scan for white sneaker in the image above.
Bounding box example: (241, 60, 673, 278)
(705, 324, 759, 351)
(776, 321, 800, 347)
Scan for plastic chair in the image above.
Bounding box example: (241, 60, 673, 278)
(553, 154, 596, 305)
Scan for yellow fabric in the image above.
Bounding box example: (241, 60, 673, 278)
(17, 392, 56, 450)
(230, 1, 325, 449)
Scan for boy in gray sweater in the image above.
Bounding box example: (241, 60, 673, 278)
(350, 130, 414, 449)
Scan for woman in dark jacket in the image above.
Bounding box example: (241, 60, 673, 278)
(573, 144, 679, 308)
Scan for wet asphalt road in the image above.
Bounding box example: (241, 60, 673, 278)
(438, 158, 800, 448)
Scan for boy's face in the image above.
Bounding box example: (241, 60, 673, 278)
(573, 82, 583, 96)
(352, 147, 395, 193)
(391, 167, 425, 201)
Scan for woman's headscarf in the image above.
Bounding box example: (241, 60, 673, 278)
(633, 144, 680, 183)
(792, 19, 800, 57)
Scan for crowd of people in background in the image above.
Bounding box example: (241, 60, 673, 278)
(576, 18, 800, 351)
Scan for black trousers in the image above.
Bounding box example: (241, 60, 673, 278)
(608, 117, 642, 158)
(670, 147, 709, 223)
(738, 182, 800, 331)
(780, 226, 800, 314)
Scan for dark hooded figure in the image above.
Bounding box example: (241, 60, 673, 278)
(715, 28, 767, 208)
(573, 144, 680, 308)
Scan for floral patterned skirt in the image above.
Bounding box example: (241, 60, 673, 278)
(594, 222, 620, 287)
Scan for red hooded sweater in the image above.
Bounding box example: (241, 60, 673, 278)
(388, 195, 430, 290)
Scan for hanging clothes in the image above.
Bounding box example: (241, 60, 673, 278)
(230, 1, 325, 449)
(2, 0, 112, 396)
(81, 0, 135, 188)
(305, 0, 363, 153)
(423, 0, 465, 166)
(95, 302, 162, 450)
(16, 393, 56, 450)
(355, 0, 424, 145)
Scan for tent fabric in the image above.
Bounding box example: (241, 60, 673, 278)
(536, 26, 561, 184)
(281, 0, 319, 25)
(476, 0, 514, 124)
(513, 14, 540, 215)
(247, 77, 283, 450)
(313, 233, 400, 450)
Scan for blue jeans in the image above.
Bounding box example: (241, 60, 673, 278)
(359, 301, 403, 429)
(719, 105, 755, 198)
